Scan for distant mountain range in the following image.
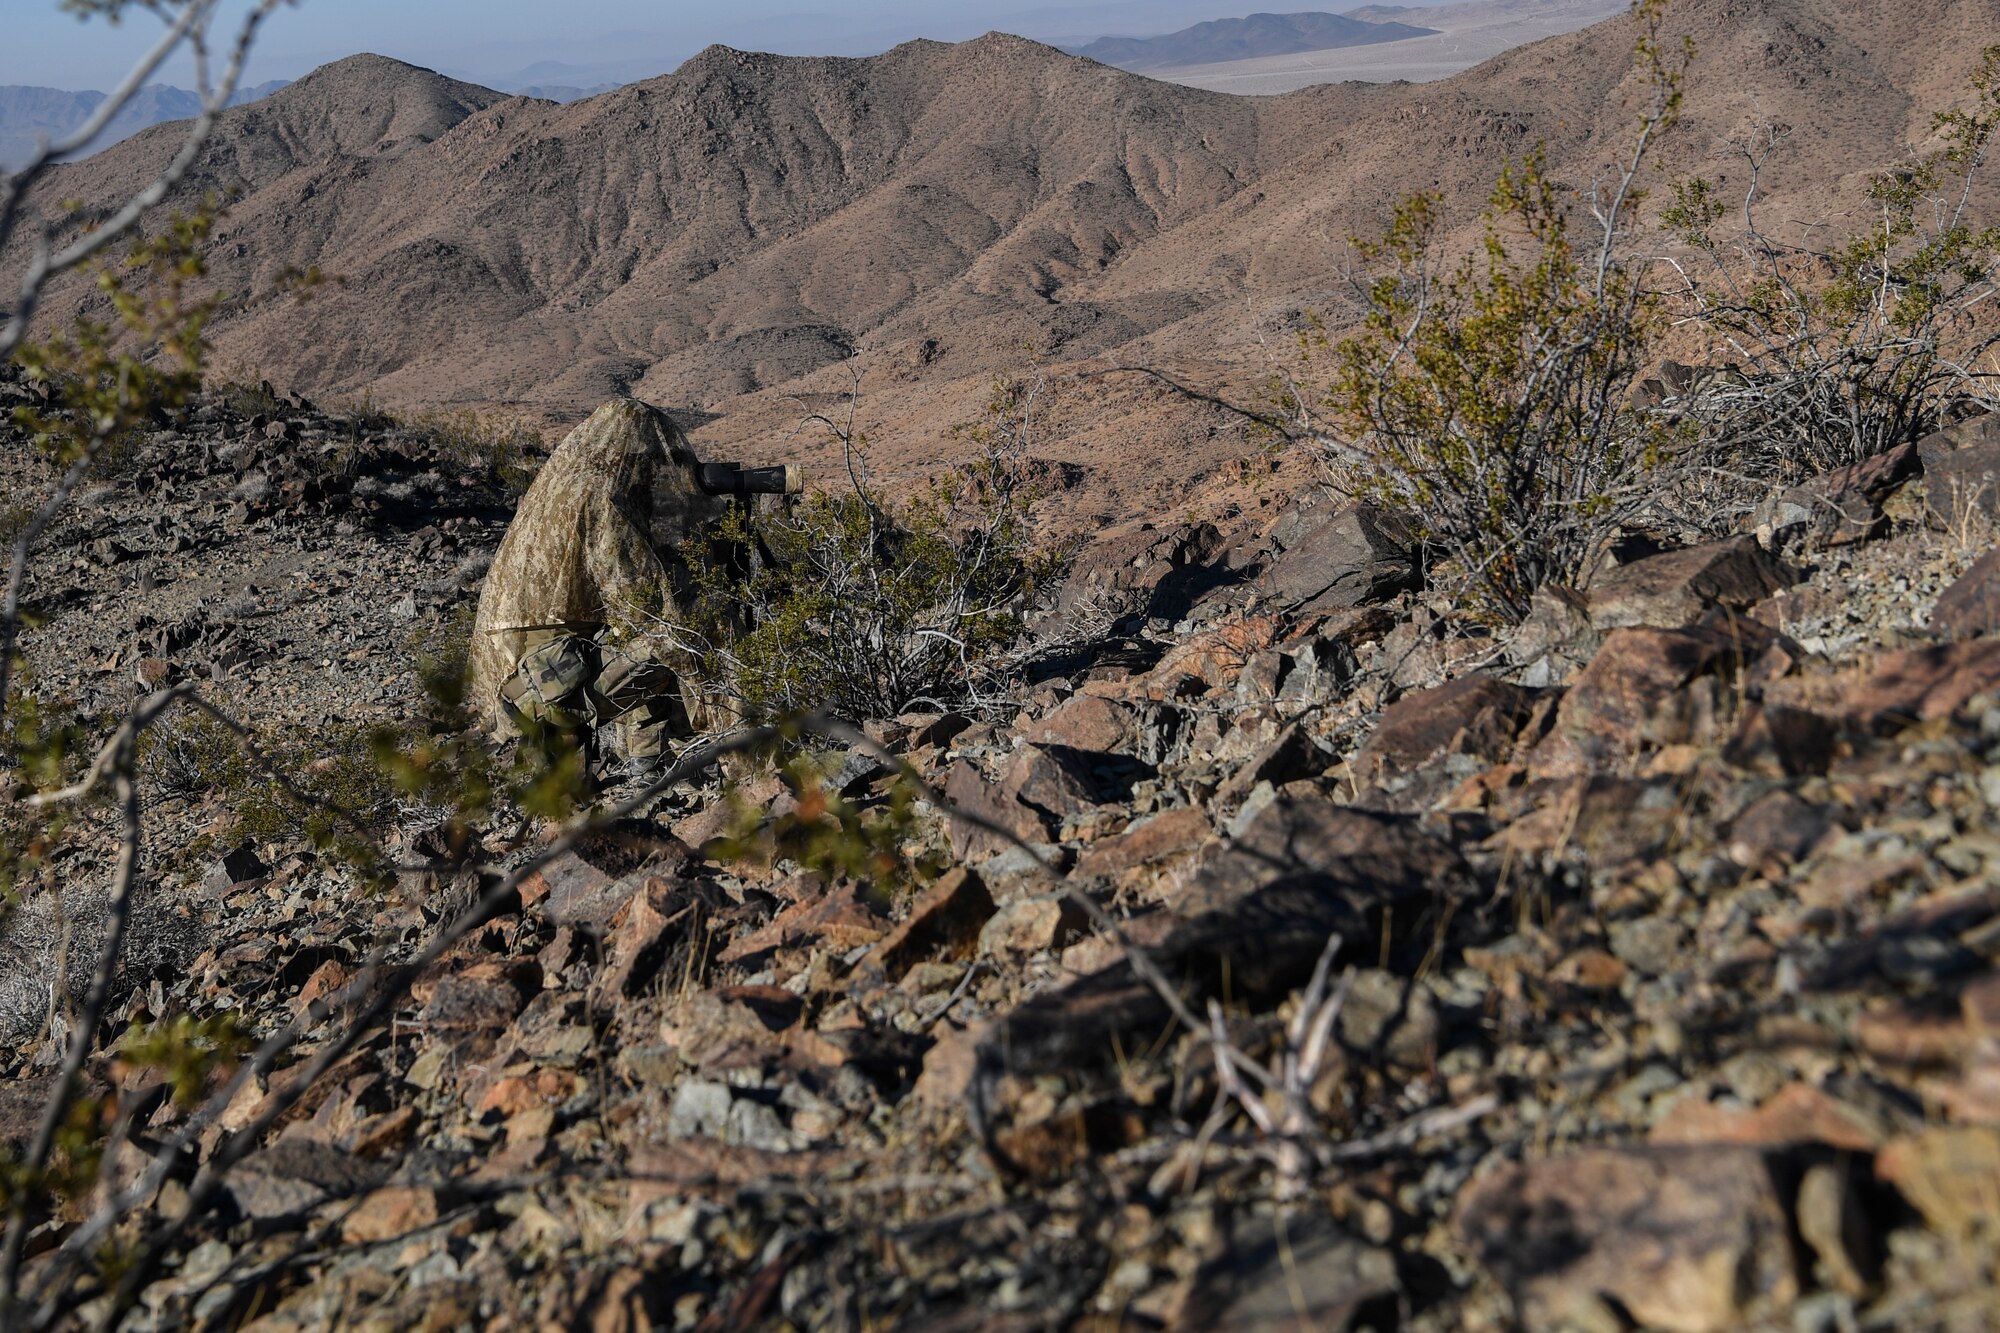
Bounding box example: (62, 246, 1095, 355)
(0, 70, 658, 172)
(1069, 10, 1439, 71)
(0, 80, 290, 172)
(506, 83, 627, 102)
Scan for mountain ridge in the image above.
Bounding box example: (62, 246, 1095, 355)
(0, 77, 289, 172)
(5, 0, 1989, 532)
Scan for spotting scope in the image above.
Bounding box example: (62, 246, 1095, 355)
(697, 462, 805, 496)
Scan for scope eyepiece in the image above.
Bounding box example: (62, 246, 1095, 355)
(697, 462, 803, 496)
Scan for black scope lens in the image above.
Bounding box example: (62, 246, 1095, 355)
(697, 463, 802, 495)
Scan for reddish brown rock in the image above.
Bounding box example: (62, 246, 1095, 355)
(1723, 703, 1841, 778)
(1544, 621, 1786, 771)
(1181, 797, 1474, 919)
(414, 959, 539, 1033)
(1000, 743, 1103, 826)
(977, 895, 1089, 960)
(223, 1139, 386, 1222)
(1144, 615, 1283, 699)
(1457, 1147, 1798, 1333)
(1796, 856, 1925, 912)
(341, 1185, 440, 1244)
(1726, 791, 1835, 872)
(596, 879, 687, 999)
(663, 984, 808, 1071)
(942, 760, 1049, 862)
(1588, 536, 1798, 631)
(1023, 694, 1136, 754)
(1650, 1083, 1886, 1153)
(1931, 548, 2000, 640)
(292, 959, 355, 1017)
(1549, 948, 1627, 993)
(717, 882, 888, 965)
(518, 850, 616, 922)
(910, 1020, 992, 1116)
(1843, 638, 2000, 732)
(1855, 1002, 1972, 1067)
(1351, 674, 1546, 781)
(520, 850, 688, 930)
(1484, 776, 1678, 866)
(1755, 439, 1920, 548)
(867, 868, 996, 979)
(1072, 807, 1211, 884)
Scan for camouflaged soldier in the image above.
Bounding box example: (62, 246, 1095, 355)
(468, 398, 725, 780)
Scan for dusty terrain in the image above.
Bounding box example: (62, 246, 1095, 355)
(4, 1, 2000, 1327)
(5, 0, 1994, 537)
(1069, 11, 1441, 72)
(9, 362, 2000, 1332)
(1160, 0, 1625, 92)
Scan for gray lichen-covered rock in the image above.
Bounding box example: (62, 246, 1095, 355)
(1754, 439, 1920, 549)
(1921, 412, 2000, 529)
(1257, 502, 1418, 613)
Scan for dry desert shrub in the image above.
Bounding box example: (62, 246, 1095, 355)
(1267, 0, 1690, 625)
(1662, 45, 2000, 493)
(640, 373, 1054, 721)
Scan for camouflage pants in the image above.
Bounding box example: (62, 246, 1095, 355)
(498, 631, 688, 762)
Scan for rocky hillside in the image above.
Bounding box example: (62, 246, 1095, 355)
(8, 358, 2000, 1327)
(5, 0, 1993, 538)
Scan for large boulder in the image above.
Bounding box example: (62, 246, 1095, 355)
(1587, 536, 1798, 631)
(1538, 620, 1788, 772)
(1050, 518, 1233, 626)
(1351, 674, 1547, 781)
(1257, 501, 1418, 613)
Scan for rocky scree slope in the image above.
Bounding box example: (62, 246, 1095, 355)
(9, 371, 2000, 1327)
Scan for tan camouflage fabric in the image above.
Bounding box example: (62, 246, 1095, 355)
(469, 397, 717, 740)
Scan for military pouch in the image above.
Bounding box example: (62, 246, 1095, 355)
(499, 634, 596, 725)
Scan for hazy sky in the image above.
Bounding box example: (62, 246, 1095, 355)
(2, 0, 1454, 90)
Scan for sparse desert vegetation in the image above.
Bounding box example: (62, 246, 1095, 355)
(2, 2, 2000, 1330)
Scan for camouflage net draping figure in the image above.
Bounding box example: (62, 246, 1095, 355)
(469, 398, 726, 779)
